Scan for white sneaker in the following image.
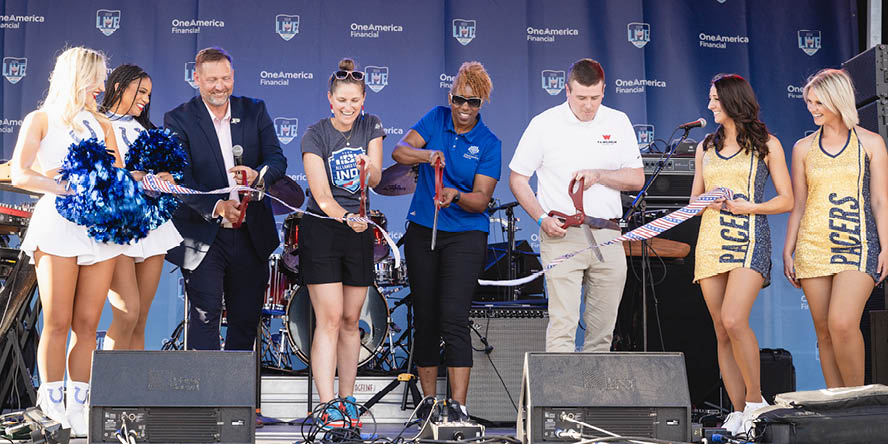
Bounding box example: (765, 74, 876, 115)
(741, 400, 769, 437)
(721, 411, 744, 435)
(65, 381, 90, 438)
(36, 381, 70, 429)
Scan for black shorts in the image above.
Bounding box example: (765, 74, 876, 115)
(298, 213, 374, 286)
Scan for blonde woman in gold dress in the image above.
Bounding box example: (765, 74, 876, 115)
(784, 69, 888, 389)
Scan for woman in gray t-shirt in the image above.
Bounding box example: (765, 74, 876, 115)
(299, 58, 384, 429)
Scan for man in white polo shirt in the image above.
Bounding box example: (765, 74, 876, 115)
(510, 58, 643, 352)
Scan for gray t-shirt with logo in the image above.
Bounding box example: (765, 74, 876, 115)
(301, 114, 386, 213)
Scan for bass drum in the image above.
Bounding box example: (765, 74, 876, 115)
(285, 284, 389, 367)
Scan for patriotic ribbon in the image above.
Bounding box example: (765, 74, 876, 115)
(478, 187, 735, 287)
(141, 173, 401, 267)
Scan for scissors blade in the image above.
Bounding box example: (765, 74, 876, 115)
(582, 226, 605, 262)
(431, 205, 439, 250)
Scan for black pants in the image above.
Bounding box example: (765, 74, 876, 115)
(182, 227, 268, 351)
(404, 223, 487, 367)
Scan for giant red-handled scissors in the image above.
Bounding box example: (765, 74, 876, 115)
(232, 166, 268, 229)
(547, 177, 617, 261)
(431, 157, 443, 250)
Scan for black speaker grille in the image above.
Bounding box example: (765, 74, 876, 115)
(145, 408, 220, 442)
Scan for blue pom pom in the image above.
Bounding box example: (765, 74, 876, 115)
(125, 127, 188, 228)
(55, 138, 150, 244)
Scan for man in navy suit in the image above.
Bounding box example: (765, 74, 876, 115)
(164, 47, 287, 350)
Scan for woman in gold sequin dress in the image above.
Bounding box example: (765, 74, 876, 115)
(690, 74, 793, 435)
(784, 69, 888, 388)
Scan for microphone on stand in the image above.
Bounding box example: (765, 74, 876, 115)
(678, 117, 707, 130)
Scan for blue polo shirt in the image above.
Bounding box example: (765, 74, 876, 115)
(407, 106, 502, 233)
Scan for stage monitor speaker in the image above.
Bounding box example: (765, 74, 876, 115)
(466, 307, 548, 422)
(871, 310, 888, 385)
(842, 44, 888, 108)
(517, 352, 691, 444)
(857, 97, 888, 144)
(89, 350, 255, 444)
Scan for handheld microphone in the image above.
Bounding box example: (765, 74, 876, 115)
(232, 144, 244, 166)
(678, 118, 707, 130)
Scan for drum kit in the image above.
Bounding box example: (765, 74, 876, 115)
(252, 165, 419, 371)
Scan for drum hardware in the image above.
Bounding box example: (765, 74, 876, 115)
(487, 200, 522, 301)
(0, 249, 40, 411)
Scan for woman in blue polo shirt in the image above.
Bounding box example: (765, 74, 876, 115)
(393, 61, 501, 419)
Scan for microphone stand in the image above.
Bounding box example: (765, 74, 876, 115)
(621, 128, 692, 351)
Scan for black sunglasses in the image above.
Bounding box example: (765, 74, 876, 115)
(333, 70, 364, 81)
(450, 94, 482, 108)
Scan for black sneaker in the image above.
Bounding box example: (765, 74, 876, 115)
(444, 399, 470, 423)
(415, 397, 437, 424)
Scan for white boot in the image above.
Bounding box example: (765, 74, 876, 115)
(65, 381, 90, 438)
(36, 381, 70, 429)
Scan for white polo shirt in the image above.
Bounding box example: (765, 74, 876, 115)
(509, 101, 642, 219)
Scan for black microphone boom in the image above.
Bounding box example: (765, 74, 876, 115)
(677, 117, 707, 130)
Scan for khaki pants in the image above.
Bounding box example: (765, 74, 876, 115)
(540, 227, 627, 352)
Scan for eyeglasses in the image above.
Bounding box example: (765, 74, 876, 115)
(333, 70, 365, 81)
(450, 94, 482, 108)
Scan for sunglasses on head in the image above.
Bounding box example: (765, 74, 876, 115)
(450, 94, 482, 108)
(333, 70, 364, 81)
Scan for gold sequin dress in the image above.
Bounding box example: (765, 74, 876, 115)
(794, 128, 880, 281)
(694, 146, 771, 283)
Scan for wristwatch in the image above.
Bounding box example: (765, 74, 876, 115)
(452, 192, 461, 203)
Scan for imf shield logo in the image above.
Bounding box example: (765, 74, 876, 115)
(365, 66, 389, 93)
(798, 30, 821, 56)
(96, 9, 120, 36)
(452, 19, 476, 46)
(634, 124, 655, 149)
(274, 118, 299, 145)
(541, 70, 565, 96)
(2, 57, 27, 84)
(627, 22, 650, 48)
(184, 62, 198, 89)
(275, 14, 299, 41)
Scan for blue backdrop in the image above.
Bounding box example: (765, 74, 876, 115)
(0, 0, 859, 393)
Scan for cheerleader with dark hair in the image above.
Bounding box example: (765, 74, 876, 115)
(99, 64, 182, 350)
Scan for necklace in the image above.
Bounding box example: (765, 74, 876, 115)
(331, 119, 355, 146)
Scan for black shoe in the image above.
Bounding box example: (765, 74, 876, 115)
(415, 397, 437, 424)
(444, 399, 470, 423)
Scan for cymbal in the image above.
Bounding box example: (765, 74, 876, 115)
(373, 163, 418, 196)
(269, 176, 305, 215)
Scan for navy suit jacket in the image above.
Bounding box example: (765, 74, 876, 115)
(163, 95, 287, 270)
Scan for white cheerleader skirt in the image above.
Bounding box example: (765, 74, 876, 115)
(21, 194, 128, 266)
(121, 220, 183, 262)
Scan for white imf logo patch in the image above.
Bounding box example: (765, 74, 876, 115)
(798, 30, 821, 56)
(274, 117, 299, 144)
(275, 14, 299, 41)
(627, 22, 650, 48)
(452, 19, 476, 46)
(96, 9, 120, 36)
(184, 62, 198, 89)
(716, 0, 727, 3)
(634, 124, 655, 149)
(2, 57, 26, 84)
(541, 70, 565, 95)
(366, 66, 389, 93)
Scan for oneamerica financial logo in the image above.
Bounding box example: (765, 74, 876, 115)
(439, 73, 455, 89)
(0, 14, 44, 29)
(527, 26, 578, 43)
(699, 32, 749, 49)
(172, 18, 224, 34)
(787, 85, 804, 99)
(350, 22, 403, 38)
(260, 70, 313, 86)
(615, 78, 666, 94)
(276, 14, 299, 41)
(2, 57, 27, 84)
(384, 127, 404, 136)
(0, 117, 23, 134)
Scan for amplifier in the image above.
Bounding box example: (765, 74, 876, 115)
(842, 44, 888, 108)
(89, 351, 255, 444)
(623, 156, 694, 204)
(466, 307, 548, 422)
